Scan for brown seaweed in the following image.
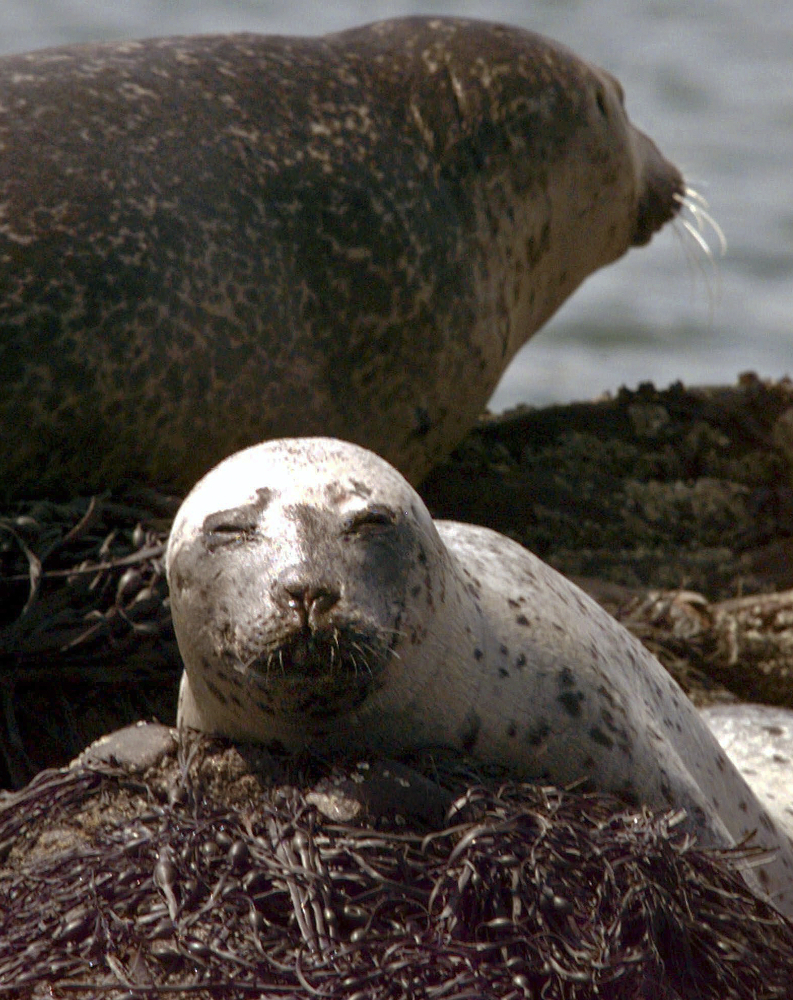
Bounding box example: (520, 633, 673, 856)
(1, 737, 792, 999)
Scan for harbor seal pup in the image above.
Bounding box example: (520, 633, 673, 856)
(166, 437, 793, 917)
(0, 17, 683, 499)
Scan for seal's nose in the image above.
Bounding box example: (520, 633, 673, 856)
(631, 128, 685, 247)
(275, 575, 341, 628)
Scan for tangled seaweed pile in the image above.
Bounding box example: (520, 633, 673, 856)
(1, 736, 792, 1000)
(0, 492, 179, 786)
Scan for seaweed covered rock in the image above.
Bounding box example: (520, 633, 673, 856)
(424, 375, 793, 597)
(1, 730, 792, 999)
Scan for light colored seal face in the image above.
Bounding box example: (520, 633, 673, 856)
(167, 437, 793, 918)
(167, 437, 447, 739)
(0, 17, 683, 499)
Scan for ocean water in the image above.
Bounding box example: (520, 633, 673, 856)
(1, 0, 790, 410)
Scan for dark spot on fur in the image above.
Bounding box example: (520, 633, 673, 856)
(507, 722, 517, 738)
(515, 653, 527, 669)
(498, 667, 509, 678)
(205, 678, 228, 705)
(499, 644, 508, 656)
(589, 727, 613, 748)
(459, 710, 481, 754)
(515, 614, 529, 626)
(558, 690, 585, 717)
(597, 684, 617, 705)
(474, 648, 483, 661)
(558, 667, 575, 688)
(525, 720, 550, 747)
(347, 478, 372, 499)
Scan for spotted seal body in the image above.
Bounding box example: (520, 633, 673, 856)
(166, 437, 793, 917)
(0, 17, 683, 499)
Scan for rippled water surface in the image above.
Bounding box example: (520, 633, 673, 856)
(2, 0, 790, 408)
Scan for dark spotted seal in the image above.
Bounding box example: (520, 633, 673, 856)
(0, 17, 683, 499)
(165, 436, 793, 917)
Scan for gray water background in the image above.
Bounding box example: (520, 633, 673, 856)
(1, 0, 790, 411)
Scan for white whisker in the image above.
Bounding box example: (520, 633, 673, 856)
(679, 187, 727, 255)
(676, 185, 709, 208)
(674, 185, 727, 257)
(670, 184, 726, 315)
(681, 217, 713, 256)
(349, 643, 375, 679)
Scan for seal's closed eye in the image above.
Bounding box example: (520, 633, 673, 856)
(202, 487, 273, 539)
(202, 508, 259, 549)
(202, 491, 274, 548)
(343, 504, 398, 535)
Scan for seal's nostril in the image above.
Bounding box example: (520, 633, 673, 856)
(280, 580, 341, 625)
(308, 586, 341, 617)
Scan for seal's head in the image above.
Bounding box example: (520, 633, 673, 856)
(166, 438, 448, 749)
(360, 16, 686, 355)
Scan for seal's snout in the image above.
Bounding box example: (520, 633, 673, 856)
(631, 128, 685, 247)
(275, 574, 342, 629)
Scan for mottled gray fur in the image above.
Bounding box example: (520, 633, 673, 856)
(0, 18, 682, 497)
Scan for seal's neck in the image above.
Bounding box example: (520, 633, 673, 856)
(359, 548, 491, 754)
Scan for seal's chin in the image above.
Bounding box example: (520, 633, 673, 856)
(271, 628, 341, 676)
(246, 625, 389, 720)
